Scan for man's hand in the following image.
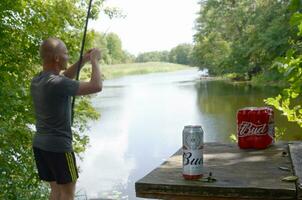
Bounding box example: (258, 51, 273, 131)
(76, 48, 103, 95)
(90, 49, 101, 63)
(83, 49, 94, 63)
(63, 48, 97, 79)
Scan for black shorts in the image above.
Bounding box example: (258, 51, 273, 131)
(33, 147, 78, 184)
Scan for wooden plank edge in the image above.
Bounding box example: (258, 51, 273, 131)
(135, 182, 295, 200)
(289, 142, 302, 200)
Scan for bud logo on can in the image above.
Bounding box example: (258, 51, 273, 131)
(238, 122, 267, 137)
(237, 107, 275, 149)
(182, 125, 204, 180)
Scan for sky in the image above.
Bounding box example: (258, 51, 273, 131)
(89, 0, 200, 56)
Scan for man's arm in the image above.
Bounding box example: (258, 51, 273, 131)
(63, 50, 92, 79)
(76, 49, 103, 95)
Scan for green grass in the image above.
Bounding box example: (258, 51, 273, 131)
(80, 62, 191, 80)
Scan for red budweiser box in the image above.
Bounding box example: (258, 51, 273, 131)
(237, 107, 275, 149)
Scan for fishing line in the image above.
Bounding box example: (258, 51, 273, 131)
(71, 0, 93, 125)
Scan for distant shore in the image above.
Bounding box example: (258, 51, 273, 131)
(80, 62, 192, 80)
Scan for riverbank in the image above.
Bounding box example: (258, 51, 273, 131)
(80, 62, 192, 80)
(220, 72, 288, 87)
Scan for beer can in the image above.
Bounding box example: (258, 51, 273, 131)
(182, 125, 204, 180)
(237, 107, 275, 149)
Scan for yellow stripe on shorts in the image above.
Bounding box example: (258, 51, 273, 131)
(69, 153, 77, 180)
(70, 153, 77, 181)
(65, 153, 76, 181)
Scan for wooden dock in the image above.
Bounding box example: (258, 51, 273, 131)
(135, 142, 302, 200)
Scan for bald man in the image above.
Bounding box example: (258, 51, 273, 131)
(30, 38, 102, 200)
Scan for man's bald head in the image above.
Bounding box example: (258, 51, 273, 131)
(40, 37, 66, 63)
(39, 38, 69, 71)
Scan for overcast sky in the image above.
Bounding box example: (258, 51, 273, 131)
(89, 0, 200, 55)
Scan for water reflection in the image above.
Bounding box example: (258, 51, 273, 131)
(76, 69, 301, 199)
(77, 85, 136, 198)
(196, 80, 301, 141)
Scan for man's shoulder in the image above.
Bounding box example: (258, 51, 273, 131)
(31, 72, 78, 95)
(49, 74, 75, 85)
(33, 72, 69, 82)
(31, 72, 61, 89)
(32, 71, 53, 81)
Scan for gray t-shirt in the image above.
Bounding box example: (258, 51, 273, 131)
(31, 71, 79, 152)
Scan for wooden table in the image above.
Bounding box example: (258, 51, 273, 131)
(136, 142, 302, 200)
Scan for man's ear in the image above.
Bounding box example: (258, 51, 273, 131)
(54, 54, 59, 62)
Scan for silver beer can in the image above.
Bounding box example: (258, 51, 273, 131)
(182, 125, 204, 180)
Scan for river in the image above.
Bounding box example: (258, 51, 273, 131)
(76, 68, 301, 199)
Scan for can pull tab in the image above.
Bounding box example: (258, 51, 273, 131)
(199, 172, 217, 183)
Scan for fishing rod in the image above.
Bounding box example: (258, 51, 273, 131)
(71, 0, 93, 125)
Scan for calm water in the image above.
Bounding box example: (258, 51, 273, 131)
(76, 68, 301, 199)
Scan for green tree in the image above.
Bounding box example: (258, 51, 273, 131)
(106, 32, 124, 64)
(92, 30, 111, 64)
(92, 31, 134, 64)
(136, 51, 165, 62)
(265, 0, 302, 128)
(0, 0, 106, 199)
(122, 50, 136, 63)
(192, 32, 230, 74)
(193, 0, 291, 77)
(159, 50, 170, 62)
(169, 43, 193, 65)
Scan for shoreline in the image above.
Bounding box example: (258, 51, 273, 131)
(80, 62, 193, 80)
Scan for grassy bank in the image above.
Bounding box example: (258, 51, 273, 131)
(80, 62, 192, 80)
(220, 72, 287, 87)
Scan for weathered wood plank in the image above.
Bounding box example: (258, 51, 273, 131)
(289, 142, 302, 200)
(136, 142, 296, 200)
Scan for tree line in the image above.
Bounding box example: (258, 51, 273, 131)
(192, 0, 291, 79)
(265, 0, 302, 130)
(91, 32, 194, 66)
(91, 31, 135, 64)
(135, 43, 193, 65)
(190, 0, 302, 132)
